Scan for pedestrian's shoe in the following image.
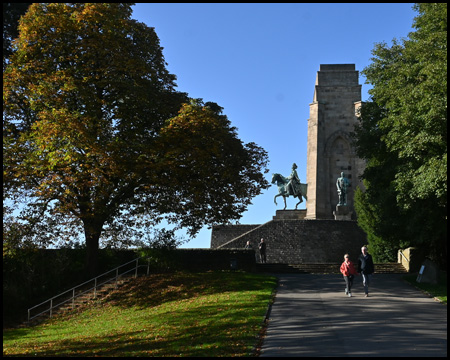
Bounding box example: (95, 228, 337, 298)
(345, 288, 348, 295)
(365, 293, 369, 297)
(348, 292, 352, 297)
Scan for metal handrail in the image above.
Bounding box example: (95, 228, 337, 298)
(28, 257, 149, 323)
(399, 250, 410, 262)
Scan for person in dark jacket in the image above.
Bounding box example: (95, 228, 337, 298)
(258, 238, 267, 263)
(358, 246, 374, 297)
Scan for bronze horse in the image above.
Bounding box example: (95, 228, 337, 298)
(271, 173, 307, 210)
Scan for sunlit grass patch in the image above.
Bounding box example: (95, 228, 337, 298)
(3, 271, 277, 357)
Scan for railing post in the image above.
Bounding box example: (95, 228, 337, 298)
(27, 257, 146, 323)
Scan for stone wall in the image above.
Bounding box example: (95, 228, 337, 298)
(398, 247, 426, 273)
(211, 218, 367, 264)
(210, 224, 261, 248)
(168, 248, 257, 272)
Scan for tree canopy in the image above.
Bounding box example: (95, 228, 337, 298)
(3, 3, 32, 69)
(352, 3, 447, 265)
(3, 3, 269, 274)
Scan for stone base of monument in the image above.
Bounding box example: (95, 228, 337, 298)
(211, 213, 367, 264)
(273, 209, 306, 220)
(333, 205, 353, 220)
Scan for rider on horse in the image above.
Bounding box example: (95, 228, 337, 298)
(286, 163, 303, 200)
(272, 163, 307, 210)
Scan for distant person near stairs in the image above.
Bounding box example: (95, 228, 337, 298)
(258, 238, 267, 263)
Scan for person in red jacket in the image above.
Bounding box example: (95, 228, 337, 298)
(340, 254, 358, 297)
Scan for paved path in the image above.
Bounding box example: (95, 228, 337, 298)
(260, 274, 447, 357)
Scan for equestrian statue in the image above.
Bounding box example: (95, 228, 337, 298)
(271, 163, 307, 210)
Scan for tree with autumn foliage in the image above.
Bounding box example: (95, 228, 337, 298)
(3, 3, 32, 70)
(3, 3, 269, 275)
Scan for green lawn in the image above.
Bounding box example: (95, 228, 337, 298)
(403, 272, 447, 304)
(3, 271, 277, 357)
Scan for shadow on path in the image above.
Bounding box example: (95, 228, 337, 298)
(260, 274, 447, 357)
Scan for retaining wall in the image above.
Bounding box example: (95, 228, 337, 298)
(211, 219, 367, 264)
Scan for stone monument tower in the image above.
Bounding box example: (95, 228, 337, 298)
(306, 64, 365, 219)
(210, 64, 368, 263)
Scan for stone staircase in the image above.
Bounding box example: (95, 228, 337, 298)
(55, 276, 134, 315)
(26, 276, 136, 326)
(373, 262, 408, 274)
(26, 257, 150, 326)
(256, 262, 408, 274)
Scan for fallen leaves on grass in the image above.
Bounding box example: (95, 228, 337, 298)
(3, 271, 277, 357)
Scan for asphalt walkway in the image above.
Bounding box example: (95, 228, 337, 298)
(260, 274, 447, 357)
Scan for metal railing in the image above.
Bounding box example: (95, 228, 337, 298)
(398, 249, 410, 263)
(398, 248, 412, 272)
(28, 257, 149, 323)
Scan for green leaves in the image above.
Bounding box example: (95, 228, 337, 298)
(354, 3, 447, 264)
(153, 100, 269, 235)
(3, 4, 269, 272)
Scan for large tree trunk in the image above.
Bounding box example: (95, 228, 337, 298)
(83, 219, 104, 277)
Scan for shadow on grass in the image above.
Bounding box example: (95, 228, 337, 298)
(5, 291, 273, 357)
(105, 271, 276, 309)
(403, 272, 447, 303)
(2, 327, 36, 342)
(4, 271, 277, 357)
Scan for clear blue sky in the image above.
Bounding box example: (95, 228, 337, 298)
(131, 3, 417, 248)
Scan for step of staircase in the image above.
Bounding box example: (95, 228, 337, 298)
(45, 276, 135, 317)
(256, 262, 408, 274)
(373, 262, 408, 274)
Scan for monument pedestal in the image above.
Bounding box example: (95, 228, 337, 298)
(333, 205, 353, 220)
(211, 217, 367, 263)
(273, 209, 306, 220)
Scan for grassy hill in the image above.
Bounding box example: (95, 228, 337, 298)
(3, 271, 277, 357)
